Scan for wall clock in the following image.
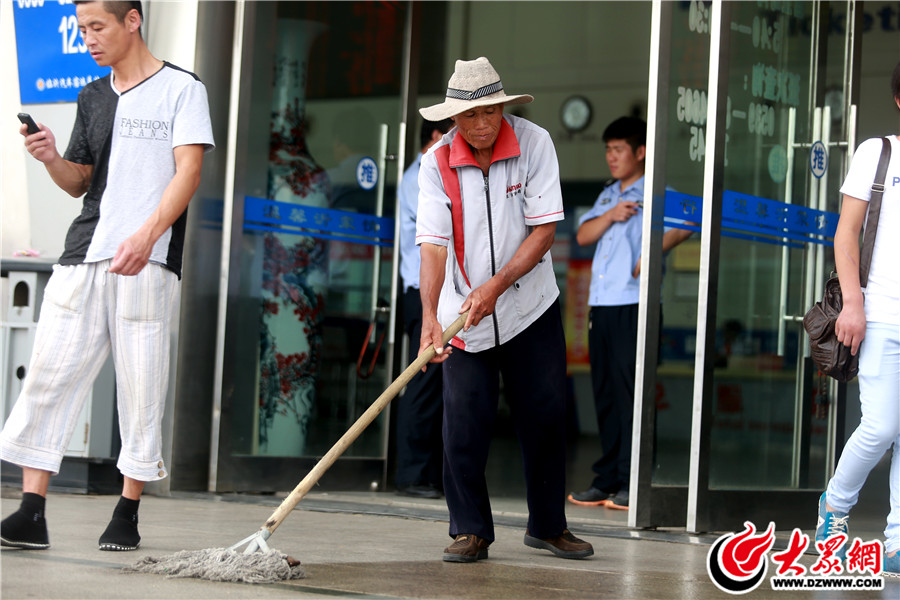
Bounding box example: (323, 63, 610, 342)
(561, 95, 592, 132)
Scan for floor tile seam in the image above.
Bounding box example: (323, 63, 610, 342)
(156, 491, 725, 548)
(288, 502, 835, 556)
(288, 501, 722, 548)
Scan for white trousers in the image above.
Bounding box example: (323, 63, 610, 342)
(0, 261, 177, 482)
(826, 321, 900, 553)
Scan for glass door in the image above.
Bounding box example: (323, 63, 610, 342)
(691, 0, 859, 532)
(210, 1, 410, 492)
(635, 0, 859, 532)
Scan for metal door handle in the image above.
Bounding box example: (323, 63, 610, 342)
(367, 124, 394, 334)
(777, 107, 798, 356)
(357, 124, 396, 379)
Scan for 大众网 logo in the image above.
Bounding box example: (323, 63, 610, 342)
(707, 522, 776, 594)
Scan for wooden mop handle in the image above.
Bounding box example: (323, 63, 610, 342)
(261, 311, 468, 534)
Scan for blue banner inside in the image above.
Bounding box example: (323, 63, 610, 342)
(244, 197, 394, 247)
(664, 190, 838, 248)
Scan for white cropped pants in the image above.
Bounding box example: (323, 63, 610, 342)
(826, 321, 900, 553)
(0, 261, 177, 482)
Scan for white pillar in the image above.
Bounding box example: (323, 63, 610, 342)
(1, 0, 31, 258)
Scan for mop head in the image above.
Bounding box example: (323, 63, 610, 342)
(125, 547, 306, 583)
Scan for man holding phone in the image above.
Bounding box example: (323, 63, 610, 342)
(18, 113, 40, 135)
(1, 0, 213, 551)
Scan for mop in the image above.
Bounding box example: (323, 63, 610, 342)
(127, 313, 467, 584)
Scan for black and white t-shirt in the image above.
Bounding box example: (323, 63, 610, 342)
(61, 62, 215, 278)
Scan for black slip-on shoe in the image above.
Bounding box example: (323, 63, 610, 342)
(98, 516, 140, 551)
(0, 511, 49, 550)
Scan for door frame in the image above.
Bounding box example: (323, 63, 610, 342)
(632, 0, 863, 532)
(207, 0, 418, 493)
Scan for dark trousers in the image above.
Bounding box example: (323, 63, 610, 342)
(442, 301, 568, 542)
(395, 288, 444, 487)
(588, 304, 639, 493)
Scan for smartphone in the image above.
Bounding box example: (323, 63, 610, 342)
(17, 113, 39, 135)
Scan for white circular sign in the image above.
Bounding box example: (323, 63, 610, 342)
(809, 141, 828, 179)
(356, 157, 378, 191)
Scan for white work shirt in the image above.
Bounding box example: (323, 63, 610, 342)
(417, 114, 564, 352)
(839, 135, 900, 325)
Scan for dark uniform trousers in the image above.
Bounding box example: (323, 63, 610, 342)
(588, 303, 640, 493)
(442, 301, 568, 543)
(395, 288, 444, 488)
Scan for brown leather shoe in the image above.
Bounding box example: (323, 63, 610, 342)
(524, 529, 594, 559)
(443, 534, 490, 563)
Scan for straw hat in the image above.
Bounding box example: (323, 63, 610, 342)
(419, 57, 534, 121)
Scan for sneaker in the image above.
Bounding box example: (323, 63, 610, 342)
(567, 487, 615, 507)
(883, 552, 899, 578)
(0, 510, 49, 550)
(442, 534, 490, 563)
(524, 529, 593, 559)
(98, 515, 140, 551)
(607, 489, 629, 511)
(816, 492, 849, 562)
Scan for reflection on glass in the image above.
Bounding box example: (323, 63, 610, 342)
(655, 1, 841, 493)
(652, 1, 710, 486)
(227, 1, 407, 467)
(709, 1, 834, 491)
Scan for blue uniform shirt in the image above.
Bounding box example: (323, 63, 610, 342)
(399, 153, 424, 291)
(579, 176, 674, 307)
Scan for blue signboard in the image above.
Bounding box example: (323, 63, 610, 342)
(664, 190, 838, 248)
(13, 1, 110, 104)
(244, 197, 395, 247)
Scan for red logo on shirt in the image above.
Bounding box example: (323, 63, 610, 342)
(506, 182, 522, 198)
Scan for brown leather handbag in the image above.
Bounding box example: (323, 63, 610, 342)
(803, 137, 892, 382)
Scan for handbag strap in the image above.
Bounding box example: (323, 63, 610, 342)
(858, 137, 892, 288)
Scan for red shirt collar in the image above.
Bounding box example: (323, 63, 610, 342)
(449, 117, 521, 169)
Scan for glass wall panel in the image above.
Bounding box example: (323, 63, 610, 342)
(708, 1, 851, 491)
(224, 1, 407, 467)
(646, 2, 856, 510)
(653, 1, 710, 487)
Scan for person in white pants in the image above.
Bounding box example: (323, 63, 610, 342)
(817, 61, 900, 577)
(1, 0, 213, 551)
